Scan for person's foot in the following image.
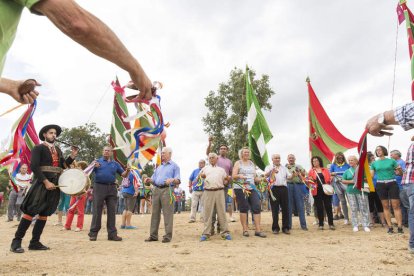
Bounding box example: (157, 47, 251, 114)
(120, 225, 126, 229)
(54, 222, 63, 226)
(397, 227, 404, 234)
(10, 239, 24, 253)
(339, 214, 345, 219)
(61, 227, 70, 231)
(343, 219, 349, 225)
(409, 247, 414, 254)
(145, 237, 158, 242)
(387, 227, 394, 234)
(6, 218, 13, 222)
(301, 227, 308, 231)
(230, 217, 236, 222)
(254, 231, 266, 238)
(161, 238, 171, 243)
(333, 215, 339, 220)
(200, 235, 209, 242)
(353, 226, 359, 232)
(125, 226, 137, 230)
(188, 220, 195, 223)
(318, 226, 324, 230)
(363, 227, 371, 232)
(282, 229, 290, 235)
(89, 236, 97, 241)
(272, 230, 280, 234)
(28, 242, 50, 250)
(222, 233, 232, 240)
(243, 231, 250, 237)
(108, 235, 122, 241)
(329, 225, 336, 231)
(74, 228, 81, 232)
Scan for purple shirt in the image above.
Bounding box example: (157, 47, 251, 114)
(217, 156, 232, 176)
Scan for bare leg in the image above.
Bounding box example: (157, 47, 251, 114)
(240, 213, 248, 231)
(391, 199, 402, 227)
(381, 200, 392, 227)
(253, 214, 261, 232)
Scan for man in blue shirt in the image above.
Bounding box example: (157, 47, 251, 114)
(145, 147, 180, 243)
(391, 150, 408, 227)
(188, 159, 206, 223)
(88, 146, 130, 242)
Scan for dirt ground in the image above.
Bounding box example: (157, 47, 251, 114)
(0, 211, 413, 276)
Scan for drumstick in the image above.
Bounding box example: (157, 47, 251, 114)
(55, 139, 80, 150)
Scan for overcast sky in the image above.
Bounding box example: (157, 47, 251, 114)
(1, 0, 414, 194)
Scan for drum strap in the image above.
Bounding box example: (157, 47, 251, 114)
(40, 166, 63, 174)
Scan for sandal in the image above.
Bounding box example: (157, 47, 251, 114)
(254, 231, 267, 238)
(243, 231, 249, 237)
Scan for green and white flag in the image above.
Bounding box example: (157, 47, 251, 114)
(246, 68, 273, 170)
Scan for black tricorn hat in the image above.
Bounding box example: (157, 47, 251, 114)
(39, 124, 62, 141)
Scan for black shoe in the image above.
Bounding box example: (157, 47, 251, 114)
(282, 229, 290, 235)
(89, 236, 97, 241)
(398, 227, 404, 234)
(28, 242, 50, 250)
(145, 237, 158, 242)
(272, 230, 279, 234)
(302, 227, 309, 231)
(10, 239, 24, 253)
(108, 235, 122, 241)
(329, 225, 336, 231)
(387, 227, 394, 234)
(161, 238, 171, 243)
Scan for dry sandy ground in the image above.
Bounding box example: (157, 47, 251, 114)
(0, 211, 413, 276)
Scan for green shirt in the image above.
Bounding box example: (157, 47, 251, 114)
(286, 164, 305, 183)
(0, 0, 41, 75)
(370, 158, 398, 181)
(342, 167, 362, 195)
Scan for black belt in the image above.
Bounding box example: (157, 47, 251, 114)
(40, 166, 63, 174)
(155, 185, 169, 189)
(205, 187, 224, 191)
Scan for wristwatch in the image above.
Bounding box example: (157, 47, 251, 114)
(377, 113, 385, 124)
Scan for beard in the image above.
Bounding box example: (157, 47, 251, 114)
(45, 137, 55, 143)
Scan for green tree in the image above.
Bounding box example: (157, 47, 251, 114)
(202, 67, 275, 162)
(141, 162, 155, 177)
(59, 123, 108, 163)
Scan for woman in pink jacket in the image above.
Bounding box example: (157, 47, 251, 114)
(308, 156, 335, 230)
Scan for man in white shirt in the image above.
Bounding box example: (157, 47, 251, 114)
(199, 153, 232, 241)
(7, 164, 32, 222)
(265, 154, 292, 234)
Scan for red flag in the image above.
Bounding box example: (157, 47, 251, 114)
(307, 78, 358, 166)
(397, 3, 405, 24)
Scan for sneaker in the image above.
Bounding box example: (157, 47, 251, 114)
(272, 230, 280, 234)
(222, 234, 232, 240)
(343, 219, 349, 225)
(254, 231, 266, 238)
(230, 217, 236, 222)
(74, 228, 81, 232)
(125, 226, 137, 230)
(353, 226, 359, 232)
(61, 227, 70, 231)
(200, 235, 209, 242)
(318, 226, 324, 230)
(329, 225, 336, 230)
(243, 231, 250, 237)
(397, 227, 404, 234)
(363, 227, 371, 232)
(54, 222, 63, 226)
(387, 227, 394, 234)
(28, 242, 50, 250)
(120, 225, 126, 229)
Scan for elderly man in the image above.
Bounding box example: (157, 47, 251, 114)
(88, 146, 130, 242)
(145, 147, 180, 243)
(188, 159, 206, 223)
(265, 154, 292, 234)
(199, 153, 231, 241)
(285, 154, 308, 231)
(7, 164, 31, 222)
(366, 102, 414, 254)
(0, 0, 151, 104)
(10, 124, 77, 253)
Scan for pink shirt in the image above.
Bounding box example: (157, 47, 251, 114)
(217, 156, 232, 176)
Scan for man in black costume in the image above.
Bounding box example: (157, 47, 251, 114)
(10, 124, 78, 253)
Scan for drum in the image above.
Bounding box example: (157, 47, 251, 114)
(58, 168, 89, 196)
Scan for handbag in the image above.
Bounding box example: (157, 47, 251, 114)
(314, 170, 334, 195)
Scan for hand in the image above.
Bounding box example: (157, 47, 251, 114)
(208, 136, 214, 143)
(10, 79, 41, 104)
(94, 161, 101, 168)
(165, 178, 174, 185)
(145, 178, 152, 184)
(71, 146, 79, 157)
(44, 180, 56, 190)
(127, 67, 152, 101)
(366, 114, 394, 137)
(200, 173, 206, 179)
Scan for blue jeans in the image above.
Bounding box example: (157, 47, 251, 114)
(401, 184, 414, 249)
(287, 183, 307, 229)
(117, 197, 125, 214)
(85, 200, 93, 214)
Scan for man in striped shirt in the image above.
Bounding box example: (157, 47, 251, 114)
(366, 102, 414, 254)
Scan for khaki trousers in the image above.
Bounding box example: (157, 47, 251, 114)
(190, 191, 204, 221)
(202, 190, 229, 236)
(150, 187, 174, 240)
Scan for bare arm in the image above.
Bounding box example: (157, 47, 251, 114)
(34, 0, 152, 99)
(0, 78, 39, 104)
(366, 110, 398, 136)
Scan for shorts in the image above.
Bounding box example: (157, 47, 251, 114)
(234, 188, 261, 214)
(123, 193, 136, 212)
(375, 180, 400, 200)
(225, 188, 233, 205)
(58, 192, 70, 212)
(332, 194, 340, 207)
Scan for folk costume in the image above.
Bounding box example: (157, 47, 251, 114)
(11, 124, 75, 253)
